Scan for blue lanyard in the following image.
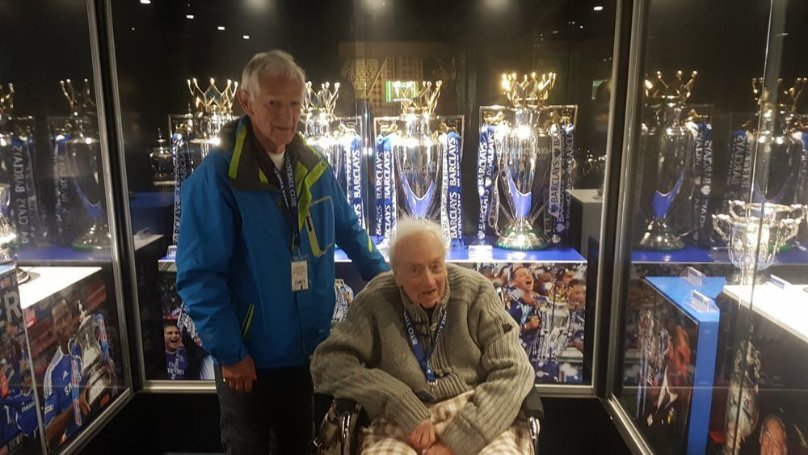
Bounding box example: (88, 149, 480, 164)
(402, 308, 448, 385)
(271, 153, 300, 248)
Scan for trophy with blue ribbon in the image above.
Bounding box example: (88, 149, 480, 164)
(302, 82, 366, 229)
(50, 79, 109, 250)
(170, 78, 239, 245)
(488, 72, 556, 250)
(373, 81, 464, 247)
(0, 83, 45, 252)
(638, 71, 699, 250)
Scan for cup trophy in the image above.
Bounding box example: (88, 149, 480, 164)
(302, 82, 366, 229)
(69, 310, 115, 414)
(57, 79, 110, 250)
(638, 71, 699, 251)
(494, 72, 556, 250)
(713, 201, 804, 284)
(170, 78, 239, 245)
(149, 128, 175, 189)
(0, 84, 45, 251)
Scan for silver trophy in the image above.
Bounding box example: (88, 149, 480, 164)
(69, 311, 115, 410)
(393, 81, 443, 220)
(302, 82, 366, 228)
(713, 201, 804, 284)
(495, 72, 556, 250)
(60, 79, 110, 250)
(149, 128, 174, 188)
(639, 71, 699, 251)
(171, 78, 239, 245)
(748, 77, 805, 205)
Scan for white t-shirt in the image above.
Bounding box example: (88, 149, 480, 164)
(268, 151, 285, 170)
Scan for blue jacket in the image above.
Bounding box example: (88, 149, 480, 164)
(176, 117, 389, 368)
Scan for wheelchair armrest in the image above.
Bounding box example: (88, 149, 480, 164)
(520, 386, 545, 420)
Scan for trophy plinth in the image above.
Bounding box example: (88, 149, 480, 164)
(496, 218, 548, 250)
(639, 218, 685, 250)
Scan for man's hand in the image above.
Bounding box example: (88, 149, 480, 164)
(79, 387, 91, 416)
(424, 442, 454, 455)
(221, 355, 257, 393)
(524, 316, 540, 331)
(406, 419, 436, 451)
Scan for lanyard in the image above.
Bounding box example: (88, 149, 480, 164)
(270, 153, 300, 248)
(402, 308, 448, 385)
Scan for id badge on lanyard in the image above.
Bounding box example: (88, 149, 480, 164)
(273, 153, 308, 292)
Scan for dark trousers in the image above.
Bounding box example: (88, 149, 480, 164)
(215, 364, 314, 455)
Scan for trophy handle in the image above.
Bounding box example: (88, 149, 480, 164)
(790, 204, 805, 222)
(712, 214, 730, 241)
(728, 200, 746, 219)
(783, 219, 800, 242)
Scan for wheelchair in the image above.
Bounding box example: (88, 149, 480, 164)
(313, 386, 544, 455)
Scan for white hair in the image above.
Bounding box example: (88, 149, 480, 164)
(388, 217, 447, 269)
(240, 50, 306, 99)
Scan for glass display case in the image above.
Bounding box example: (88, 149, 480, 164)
(106, 0, 619, 395)
(605, 0, 808, 453)
(0, 1, 137, 453)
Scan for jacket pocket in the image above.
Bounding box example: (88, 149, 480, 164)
(240, 304, 255, 339)
(305, 196, 335, 257)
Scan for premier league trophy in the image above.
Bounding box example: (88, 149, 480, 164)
(170, 78, 239, 245)
(494, 72, 556, 250)
(373, 81, 464, 247)
(474, 108, 505, 253)
(302, 82, 366, 228)
(0, 84, 45, 251)
(713, 201, 803, 284)
(638, 71, 699, 251)
(53, 79, 109, 250)
(0, 184, 17, 263)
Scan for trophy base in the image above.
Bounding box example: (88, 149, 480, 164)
(72, 223, 111, 251)
(639, 219, 684, 251)
(496, 220, 548, 250)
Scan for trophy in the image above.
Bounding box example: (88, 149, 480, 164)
(494, 72, 556, 250)
(474, 108, 505, 249)
(170, 78, 239, 245)
(638, 71, 699, 251)
(149, 128, 174, 188)
(713, 201, 803, 284)
(0, 184, 17, 263)
(302, 82, 366, 228)
(56, 79, 109, 250)
(374, 81, 464, 247)
(748, 78, 805, 206)
(69, 311, 115, 414)
(0, 83, 45, 249)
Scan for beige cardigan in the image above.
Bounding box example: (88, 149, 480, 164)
(311, 264, 533, 454)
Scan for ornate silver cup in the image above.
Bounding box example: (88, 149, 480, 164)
(149, 128, 174, 188)
(394, 113, 442, 219)
(70, 312, 114, 409)
(713, 201, 804, 284)
(496, 108, 551, 249)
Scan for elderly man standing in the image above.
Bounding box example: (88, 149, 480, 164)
(176, 50, 389, 454)
(312, 218, 535, 455)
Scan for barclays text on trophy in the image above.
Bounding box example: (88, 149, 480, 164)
(301, 81, 367, 229)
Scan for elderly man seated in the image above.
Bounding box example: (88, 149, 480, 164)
(311, 217, 535, 455)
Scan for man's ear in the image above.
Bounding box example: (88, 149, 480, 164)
(237, 89, 253, 116)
